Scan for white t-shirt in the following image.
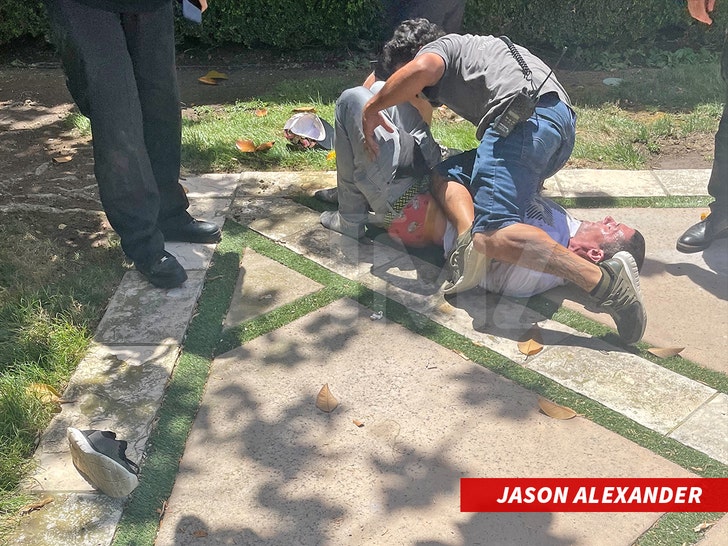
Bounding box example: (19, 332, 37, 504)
(443, 195, 581, 297)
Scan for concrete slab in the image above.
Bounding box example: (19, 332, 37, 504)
(652, 169, 711, 196)
(155, 299, 693, 546)
(165, 241, 216, 271)
(697, 513, 728, 546)
(224, 248, 323, 329)
(24, 343, 179, 494)
(668, 393, 728, 465)
(523, 344, 717, 434)
(94, 270, 206, 345)
(549, 207, 728, 373)
(229, 196, 320, 241)
(552, 169, 664, 197)
(179, 173, 242, 199)
(235, 171, 337, 198)
(7, 493, 123, 546)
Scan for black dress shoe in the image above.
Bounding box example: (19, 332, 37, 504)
(676, 215, 728, 253)
(161, 218, 221, 244)
(135, 251, 187, 288)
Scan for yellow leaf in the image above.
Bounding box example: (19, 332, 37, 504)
(27, 383, 61, 404)
(198, 76, 218, 85)
(647, 347, 684, 358)
(538, 397, 577, 420)
(293, 106, 316, 113)
(518, 328, 543, 357)
(52, 155, 73, 163)
(204, 70, 228, 80)
(327, 150, 336, 161)
(254, 108, 268, 117)
(316, 384, 339, 413)
(700, 211, 709, 221)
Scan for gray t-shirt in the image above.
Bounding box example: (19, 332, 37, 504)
(417, 34, 571, 139)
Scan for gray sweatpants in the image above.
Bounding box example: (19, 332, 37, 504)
(332, 82, 442, 234)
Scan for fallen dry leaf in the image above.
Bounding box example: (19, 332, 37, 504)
(254, 108, 268, 117)
(19, 496, 53, 515)
(204, 70, 228, 80)
(52, 155, 73, 163)
(235, 139, 274, 153)
(27, 383, 61, 404)
(353, 419, 364, 427)
(292, 106, 316, 113)
(316, 383, 339, 413)
(198, 76, 218, 85)
(693, 521, 715, 533)
(647, 347, 684, 358)
(193, 529, 209, 537)
(518, 328, 544, 357)
(538, 397, 577, 420)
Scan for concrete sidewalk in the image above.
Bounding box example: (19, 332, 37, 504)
(10, 169, 728, 545)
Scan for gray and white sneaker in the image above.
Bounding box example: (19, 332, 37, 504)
(67, 427, 139, 498)
(441, 230, 488, 295)
(591, 251, 647, 344)
(320, 210, 365, 239)
(314, 187, 339, 204)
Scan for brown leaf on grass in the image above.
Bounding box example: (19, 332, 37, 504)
(647, 347, 685, 358)
(52, 155, 73, 163)
(198, 76, 218, 85)
(292, 106, 316, 113)
(316, 383, 339, 413)
(518, 328, 544, 357)
(693, 521, 716, 533)
(538, 397, 577, 420)
(27, 383, 61, 404)
(236, 139, 275, 153)
(204, 70, 228, 80)
(254, 108, 268, 117)
(19, 496, 53, 515)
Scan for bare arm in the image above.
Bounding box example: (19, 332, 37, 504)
(199, 0, 208, 11)
(362, 52, 445, 156)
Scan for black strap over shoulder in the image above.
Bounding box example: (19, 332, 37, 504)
(499, 36, 532, 82)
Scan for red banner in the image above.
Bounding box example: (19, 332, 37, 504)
(461, 478, 728, 512)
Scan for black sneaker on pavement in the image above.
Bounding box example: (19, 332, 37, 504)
(135, 250, 187, 289)
(441, 229, 488, 295)
(67, 428, 140, 498)
(591, 251, 646, 344)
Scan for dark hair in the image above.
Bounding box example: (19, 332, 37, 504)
(375, 18, 445, 80)
(601, 229, 646, 271)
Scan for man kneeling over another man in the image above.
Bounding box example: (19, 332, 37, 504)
(319, 18, 647, 344)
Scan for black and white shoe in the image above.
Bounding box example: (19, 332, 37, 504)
(67, 427, 140, 498)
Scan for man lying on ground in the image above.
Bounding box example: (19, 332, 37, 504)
(349, 18, 646, 343)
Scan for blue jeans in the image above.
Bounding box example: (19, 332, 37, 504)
(435, 93, 576, 234)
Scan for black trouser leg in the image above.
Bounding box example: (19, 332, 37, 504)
(708, 28, 728, 217)
(44, 0, 185, 264)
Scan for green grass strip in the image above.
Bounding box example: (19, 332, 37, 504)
(635, 512, 725, 546)
(112, 221, 245, 546)
(551, 195, 712, 209)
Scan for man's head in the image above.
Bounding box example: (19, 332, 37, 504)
(375, 18, 445, 80)
(568, 216, 646, 270)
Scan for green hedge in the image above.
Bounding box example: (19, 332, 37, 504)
(0, 0, 709, 54)
(463, 0, 694, 50)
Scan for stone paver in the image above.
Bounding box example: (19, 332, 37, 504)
(551, 169, 662, 197)
(155, 299, 692, 546)
(668, 393, 728, 465)
(223, 248, 323, 329)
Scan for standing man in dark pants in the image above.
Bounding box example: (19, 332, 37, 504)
(43, 0, 221, 288)
(677, 0, 728, 252)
